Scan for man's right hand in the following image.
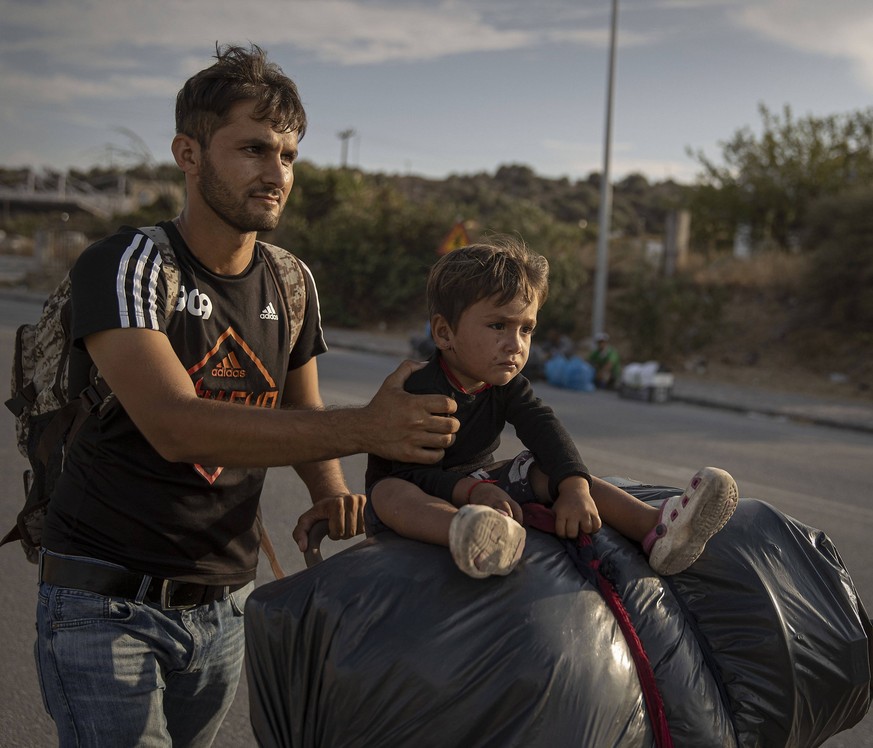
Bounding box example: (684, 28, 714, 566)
(363, 360, 458, 463)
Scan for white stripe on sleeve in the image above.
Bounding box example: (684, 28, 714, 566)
(115, 233, 164, 330)
(116, 233, 146, 328)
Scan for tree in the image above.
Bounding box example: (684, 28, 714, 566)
(274, 174, 454, 327)
(612, 270, 726, 361)
(689, 104, 873, 251)
(802, 187, 873, 333)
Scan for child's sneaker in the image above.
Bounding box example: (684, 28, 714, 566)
(449, 504, 526, 579)
(643, 467, 738, 576)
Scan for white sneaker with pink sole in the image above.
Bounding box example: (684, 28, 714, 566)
(643, 467, 739, 576)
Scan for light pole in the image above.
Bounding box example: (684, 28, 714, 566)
(338, 129, 356, 168)
(591, 0, 618, 339)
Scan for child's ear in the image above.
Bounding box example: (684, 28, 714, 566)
(431, 314, 453, 350)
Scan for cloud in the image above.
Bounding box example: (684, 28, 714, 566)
(4, 0, 863, 180)
(24, 0, 867, 86)
(547, 26, 659, 49)
(0, 0, 542, 66)
(734, 0, 873, 92)
(0, 0, 637, 109)
(280, 2, 536, 65)
(0, 69, 178, 104)
(0, 0, 630, 71)
(539, 137, 696, 182)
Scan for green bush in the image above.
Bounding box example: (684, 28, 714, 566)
(612, 271, 727, 362)
(273, 174, 454, 327)
(802, 188, 873, 332)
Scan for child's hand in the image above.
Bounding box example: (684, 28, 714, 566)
(553, 478, 601, 538)
(467, 482, 524, 524)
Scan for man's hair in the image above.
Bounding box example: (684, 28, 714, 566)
(175, 43, 307, 147)
(427, 237, 549, 329)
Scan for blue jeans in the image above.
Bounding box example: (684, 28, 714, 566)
(35, 560, 252, 747)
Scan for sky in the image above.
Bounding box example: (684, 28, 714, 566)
(1, 0, 872, 184)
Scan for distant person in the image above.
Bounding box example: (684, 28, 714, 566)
(33, 43, 458, 747)
(410, 319, 436, 359)
(589, 331, 622, 389)
(365, 238, 738, 580)
(544, 328, 575, 358)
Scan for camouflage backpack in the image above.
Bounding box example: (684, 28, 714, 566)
(2, 225, 302, 565)
(2, 227, 179, 562)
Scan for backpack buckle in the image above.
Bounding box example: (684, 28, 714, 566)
(80, 384, 114, 416)
(79, 385, 103, 414)
(5, 382, 36, 417)
(78, 369, 115, 416)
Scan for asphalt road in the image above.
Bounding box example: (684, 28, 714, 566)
(1, 291, 871, 747)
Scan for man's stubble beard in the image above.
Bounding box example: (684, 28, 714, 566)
(198, 152, 286, 233)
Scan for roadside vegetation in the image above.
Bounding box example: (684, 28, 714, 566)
(1, 104, 871, 397)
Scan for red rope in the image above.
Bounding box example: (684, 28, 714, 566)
(523, 503, 673, 748)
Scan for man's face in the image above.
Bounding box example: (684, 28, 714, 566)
(197, 99, 298, 233)
(439, 294, 538, 391)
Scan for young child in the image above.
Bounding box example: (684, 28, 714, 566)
(365, 238, 738, 579)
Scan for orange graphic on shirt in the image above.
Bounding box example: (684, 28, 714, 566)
(187, 327, 280, 484)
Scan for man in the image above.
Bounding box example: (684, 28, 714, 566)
(588, 332, 622, 389)
(35, 43, 457, 747)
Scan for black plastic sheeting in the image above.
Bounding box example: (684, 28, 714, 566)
(245, 488, 873, 747)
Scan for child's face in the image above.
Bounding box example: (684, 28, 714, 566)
(437, 293, 538, 390)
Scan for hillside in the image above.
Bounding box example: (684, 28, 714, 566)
(2, 161, 869, 404)
(619, 252, 872, 403)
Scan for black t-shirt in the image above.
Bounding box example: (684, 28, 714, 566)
(366, 353, 590, 502)
(43, 221, 326, 584)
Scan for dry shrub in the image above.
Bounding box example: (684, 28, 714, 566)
(689, 251, 808, 292)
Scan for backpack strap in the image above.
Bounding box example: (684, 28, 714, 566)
(258, 241, 307, 354)
(256, 241, 305, 580)
(5, 323, 35, 418)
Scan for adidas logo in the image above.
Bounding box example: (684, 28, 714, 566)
(260, 302, 279, 321)
(211, 352, 247, 378)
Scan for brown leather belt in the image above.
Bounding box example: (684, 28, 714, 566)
(40, 553, 245, 610)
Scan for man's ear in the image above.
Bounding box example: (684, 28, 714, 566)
(172, 133, 201, 175)
(431, 314, 453, 351)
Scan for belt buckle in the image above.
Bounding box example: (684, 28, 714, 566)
(160, 579, 197, 611)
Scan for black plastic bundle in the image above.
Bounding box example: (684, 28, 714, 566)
(245, 489, 872, 747)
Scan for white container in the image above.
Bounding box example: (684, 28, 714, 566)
(618, 361, 674, 403)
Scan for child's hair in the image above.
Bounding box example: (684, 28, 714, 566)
(176, 43, 307, 148)
(427, 236, 549, 329)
